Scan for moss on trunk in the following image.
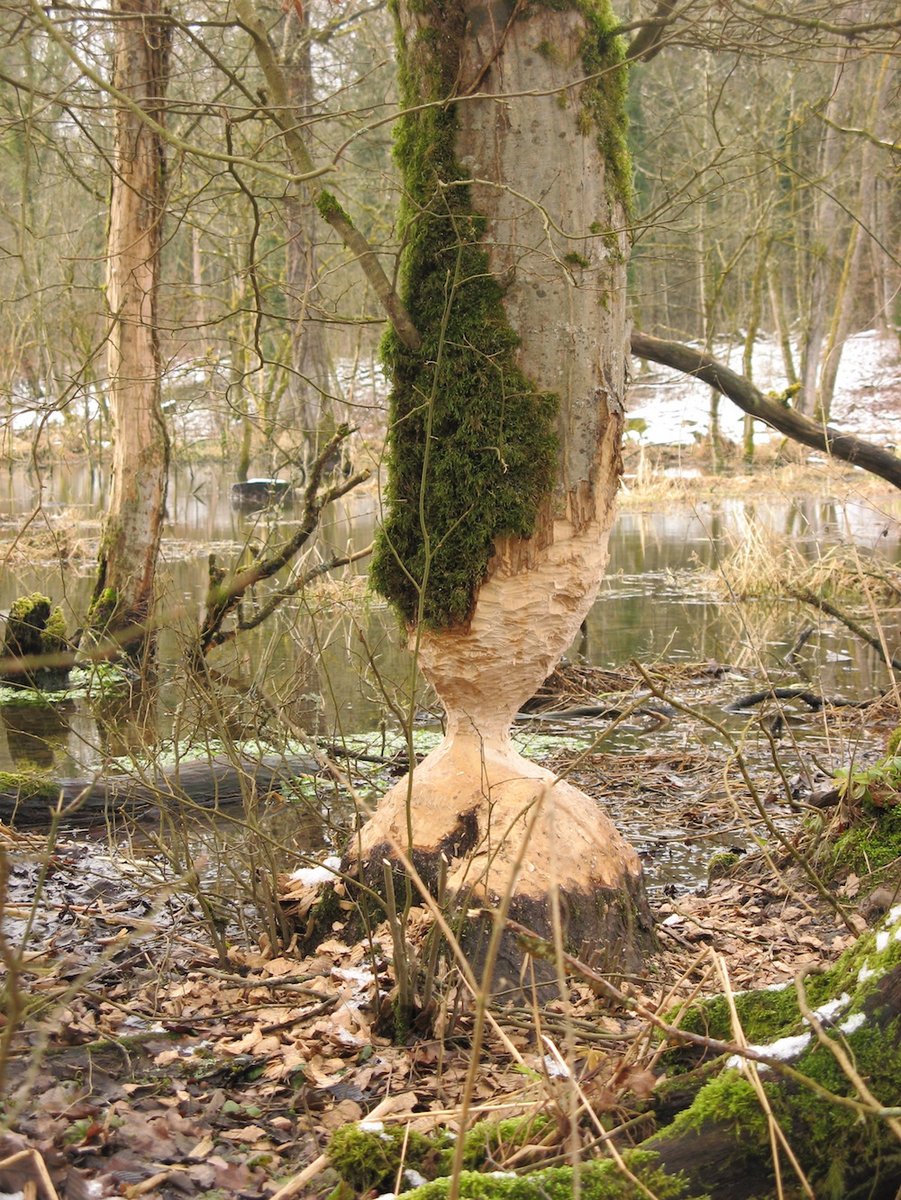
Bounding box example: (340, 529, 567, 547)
(370, 0, 630, 629)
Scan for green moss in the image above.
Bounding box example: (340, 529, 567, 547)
(1, 593, 71, 688)
(41, 605, 69, 653)
(461, 1114, 553, 1169)
(655, 920, 901, 1198)
(829, 801, 901, 879)
(371, 0, 630, 629)
(5, 593, 68, 656)
(402, 1151, 695, 1198)
(328, 1122, 448, 1194)
(316, 189, 350, 223)
(669, 908, 901, 1057)
(563, 251, 591, 268)
(706, 851, 740, 881)
(887, 726, 901, 756)
(569, 0, 633, 216)
(0, 768, 58, 802)
(88, 586, 119, 633)
(664, 1071, 768, 1146)
(371, 4, 558, 628)
(535, 39, 560, 62)
(776, 1008, 901, 1199)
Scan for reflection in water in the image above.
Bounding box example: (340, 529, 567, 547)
(1, 701, 76, 770)
(1, 464, 899, 778)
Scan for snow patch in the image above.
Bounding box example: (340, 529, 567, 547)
(288, 855, 341, 886)
(727, 1032, 811, 1071)
(405, 1169, 428, 1187)
(627, 329, 901, 448)
(808, 993, 850, 1025)
(839, 1012, 866, 1036)
(542, 1054, 571, 1079)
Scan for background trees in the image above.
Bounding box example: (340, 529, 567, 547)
(1, 2, 896, 470)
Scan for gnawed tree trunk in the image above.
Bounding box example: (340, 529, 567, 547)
(91, 0, 170, 657)
(361, 0, 652, 988)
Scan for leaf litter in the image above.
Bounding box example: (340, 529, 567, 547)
(1, 664, 898, 1199)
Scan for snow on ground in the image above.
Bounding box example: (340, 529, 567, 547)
(627, 328, 901, 448)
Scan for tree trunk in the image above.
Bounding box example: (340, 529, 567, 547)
(816, 52, 892, 419)
(92, 0, 170, 656)
(362, 0, 652, 989)
(278, 4, 345, 468)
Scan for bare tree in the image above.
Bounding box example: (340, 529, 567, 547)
(90, 0, 171, 657)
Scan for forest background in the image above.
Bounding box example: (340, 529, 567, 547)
(1, 2, 901, 1199)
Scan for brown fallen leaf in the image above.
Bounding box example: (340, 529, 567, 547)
(218, 1124, 269, 1143)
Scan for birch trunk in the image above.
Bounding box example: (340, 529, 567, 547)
(93, 0, 170, 655)
(361, 0, 652, 987)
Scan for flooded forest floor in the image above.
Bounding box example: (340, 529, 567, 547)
(2, 463, 901, 1198)
(3, 658, 900, 1199)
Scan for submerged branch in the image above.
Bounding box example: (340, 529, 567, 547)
(630, 331, 901, 491)
(788, 586, 901, 673)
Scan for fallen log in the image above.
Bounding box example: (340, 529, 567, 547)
(0, 753, 320, 828)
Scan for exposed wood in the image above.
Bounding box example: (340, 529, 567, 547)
(630, 330, 901, 490)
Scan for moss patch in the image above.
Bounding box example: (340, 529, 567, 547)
(0, 593, 71, 690)
(371, 0, 630, 629)
(460, 1114, 553, 1170)
(569, 0, 633, 216)
(0, 768, 58, 803)
(829, 801, 901, 881)
(657, 908, 901, 1195)
(328, 1122, 448, 1194)
(400, 1151, 693, 1198)
(664, 1071, 768, 1147)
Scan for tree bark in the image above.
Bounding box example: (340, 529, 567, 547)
(359, 0, 652, 989)
(92, 0, 170, 656)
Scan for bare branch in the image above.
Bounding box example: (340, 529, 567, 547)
(235, 0, 422, 352)
(630, 331, 901, 491)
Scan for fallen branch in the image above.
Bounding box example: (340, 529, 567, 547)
(630, 331, 901, 490)
(726, 686, 867, 713)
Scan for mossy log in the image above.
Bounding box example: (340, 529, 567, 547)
(0, 753, 319, 827)
(325, 909, 901, 1199)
